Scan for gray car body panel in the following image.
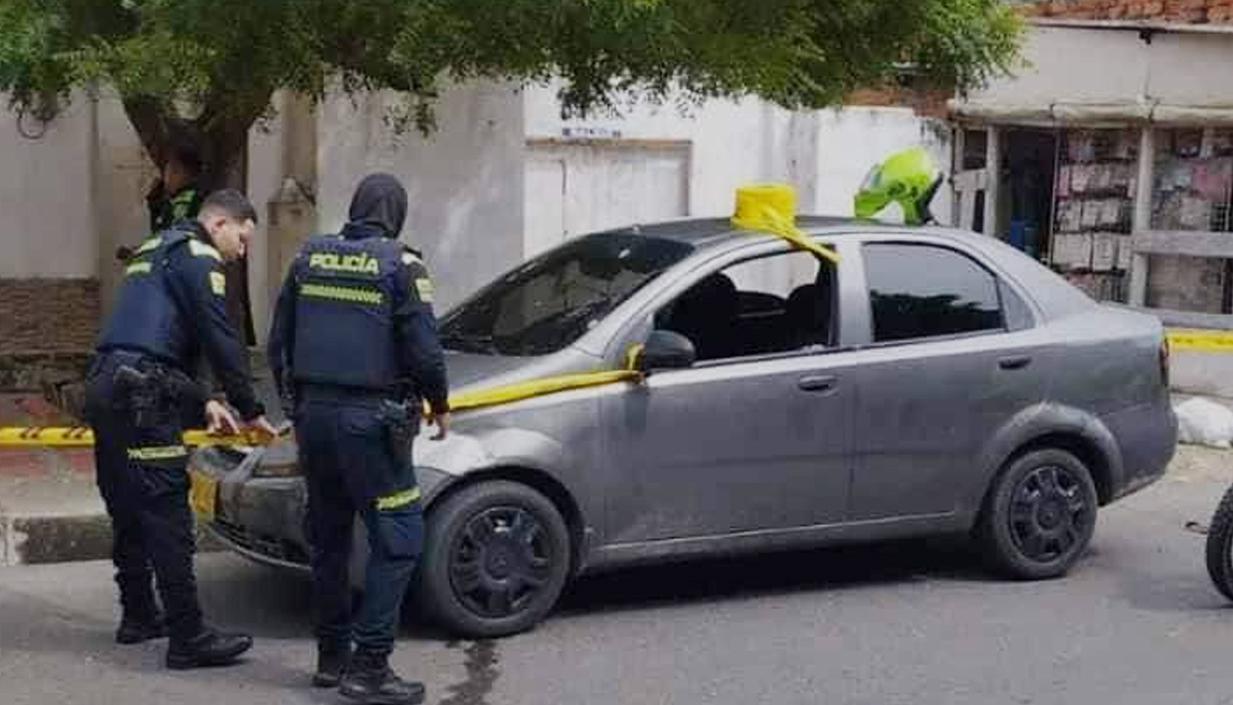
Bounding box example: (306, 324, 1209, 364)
(197, 219, 1177, 577)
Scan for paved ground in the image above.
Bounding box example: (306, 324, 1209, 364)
(3, 445, 1233, 705)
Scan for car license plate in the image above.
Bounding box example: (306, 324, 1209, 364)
(189, 471, 218, 522)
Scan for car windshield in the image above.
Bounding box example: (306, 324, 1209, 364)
(440, 232, 694, 356)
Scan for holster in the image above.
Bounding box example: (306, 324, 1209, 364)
(376, 399, 416, 471)
(113, 364, 199, 430)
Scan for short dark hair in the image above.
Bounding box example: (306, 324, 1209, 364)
(199, 189, 259, 226)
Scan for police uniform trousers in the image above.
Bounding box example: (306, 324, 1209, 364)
(296, 386, 424, 657)
(84, 350, 204, 642)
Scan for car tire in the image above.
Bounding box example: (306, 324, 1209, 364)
(1204, 483, 1233, 601)
(417, 480, 571, 638)
(978, 448, 1098, 580)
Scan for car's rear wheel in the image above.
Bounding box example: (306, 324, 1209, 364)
(1204, 483, 1233, 601)
(417, 480, 571, 638)
(978, 448, 1098, 580)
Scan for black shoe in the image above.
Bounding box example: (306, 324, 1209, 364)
(313, 642, 352, 688)
(339, 652, 425, 705)
(165, 628, 253, 670)
(116, 614, 167, 645)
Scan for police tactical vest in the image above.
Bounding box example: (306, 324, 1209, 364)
(98, 227, 211, 363)
(291, 235, 403, 390)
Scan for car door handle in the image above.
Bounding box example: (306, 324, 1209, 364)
(998, 355, 1032, 370)
(798, 375, 838, 392)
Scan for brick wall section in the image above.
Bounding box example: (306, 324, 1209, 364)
(0, 279, 99, 355)
(1024, 0, 1233, 23)
(846, 87, 953, 120)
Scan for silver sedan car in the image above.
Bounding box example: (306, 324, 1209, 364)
(190, 217, 1177, 638)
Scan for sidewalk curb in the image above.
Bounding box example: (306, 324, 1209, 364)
(0, 511, 222, 567)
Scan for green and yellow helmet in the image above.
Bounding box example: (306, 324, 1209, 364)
(853, 147, 944, 226)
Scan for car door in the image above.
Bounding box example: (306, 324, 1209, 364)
(599, 243, 859, 544)
(846, 238, 1049, 522)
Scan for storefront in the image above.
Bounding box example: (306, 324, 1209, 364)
(950, 20, 1233, 327)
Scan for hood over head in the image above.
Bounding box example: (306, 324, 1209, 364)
(342, 173, 407, 240)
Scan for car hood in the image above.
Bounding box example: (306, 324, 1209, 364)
(443, 347, 608, 395)
(445, 350, 537, 389)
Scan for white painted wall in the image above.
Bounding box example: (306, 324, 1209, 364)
(92, 91, 157, 315)
(524, 141, 691, 257)
(814, 108, 954, 225)
(316, 81, 526, 311)
(525, 84, 952, 229)
(0, 92, 97, 278)
(247, 94, 290, 342)
(968, 25, 1233, 109)
(525, 85, 798, 219)
(1148, 31, 1233, 107)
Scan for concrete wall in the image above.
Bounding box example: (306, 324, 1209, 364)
(525, 87, 801, 219)
(0, 92, 102, 355)
(0, 94, 97, 278)
(316, 81, 526, 312)
(524, 85, 953, 230)
(969, 26, 1233, 109)
(247, 94, 290, 342)
(813, 108, 953, 225)
(92, 91, 157, 318)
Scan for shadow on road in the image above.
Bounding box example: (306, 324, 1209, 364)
(556, 537, 990, 617)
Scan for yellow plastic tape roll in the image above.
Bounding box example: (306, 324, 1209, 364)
(730, 184, 840, 265)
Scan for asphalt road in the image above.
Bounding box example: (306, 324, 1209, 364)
(3, 445, 1233, 705)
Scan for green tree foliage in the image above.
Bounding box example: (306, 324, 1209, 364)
(0, 0, 1021, 186)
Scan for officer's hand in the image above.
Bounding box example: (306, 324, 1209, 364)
(205, 400, 241, 435)
(245, 415, 282, 441)
(427, 411, 451, 441)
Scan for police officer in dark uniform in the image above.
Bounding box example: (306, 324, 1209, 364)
(268, 174, 449, 705)
(147, 138, 204, 233)
(85, 189, 277, 669)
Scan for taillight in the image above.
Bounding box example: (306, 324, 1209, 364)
(1159, 337, 1171, 388)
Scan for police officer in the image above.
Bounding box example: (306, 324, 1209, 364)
(85, 189, 277, 669)
(268, 173, 449, 705)
(147, 138, 204, 233)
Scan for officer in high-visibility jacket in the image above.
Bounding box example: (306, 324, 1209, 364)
(85, 189, 277, 669)
(268, 173, 449, 705)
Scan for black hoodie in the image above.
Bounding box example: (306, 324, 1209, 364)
(342, 173, 407, 241)
(267, 172, 449, 415)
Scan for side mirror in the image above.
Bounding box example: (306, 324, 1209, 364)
(634, 330, 696, 372)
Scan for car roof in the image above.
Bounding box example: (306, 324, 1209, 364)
(598, 215, 976, 250)
(595, 215, 1095, 320)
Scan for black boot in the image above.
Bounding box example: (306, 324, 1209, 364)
(165, 627, 253, 670)
(313, 641, 353, 688)
(339, 650, 425, 705)
(116, 613, 167, 645)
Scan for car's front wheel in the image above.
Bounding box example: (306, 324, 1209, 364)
(978, 448, 1098, 580)
(417, 480, 571, 638)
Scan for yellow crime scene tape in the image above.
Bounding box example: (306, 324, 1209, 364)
(0, 184, 837, 450)
(0, 427, 279, 449)
(1166, 329, 1233, 353)
(0, 369, 649, 449)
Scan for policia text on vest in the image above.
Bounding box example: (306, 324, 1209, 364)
(267, 173, 448, 703)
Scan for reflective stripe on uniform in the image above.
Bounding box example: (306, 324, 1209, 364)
(127, 445, 189, 461)
(376, 486, 422, 511)
(415, 278, 434, 302)
(125, 261, 153, 276)
(134, 236, 162, 256)
(300, 282, 384, 306)
(189, 240, 222, 262)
